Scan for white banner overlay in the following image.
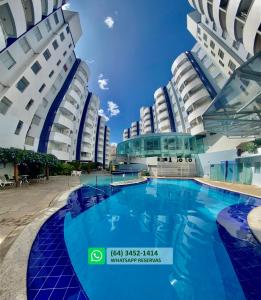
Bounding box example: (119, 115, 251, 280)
(107, 248, 173, 265)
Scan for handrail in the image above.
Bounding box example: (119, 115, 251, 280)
(85, 184, 108, 195)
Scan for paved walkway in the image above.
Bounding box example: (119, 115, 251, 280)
(197, 178, 261, 198)
(0, 176, 80, 262)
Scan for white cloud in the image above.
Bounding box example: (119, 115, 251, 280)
(86, 59, 95, 64)
(104, 16, 115, 29)
(98, 74, 109, 90)
(62, 3, 70, 10)
(98, 101, 120, 122)
(98, 109, 110, 122)
(108, 101, 120, 116)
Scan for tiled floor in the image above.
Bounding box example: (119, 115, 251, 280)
(27, 206, 88, 300)
(217, 196, 261, 300)
(27, 185, 121, 300)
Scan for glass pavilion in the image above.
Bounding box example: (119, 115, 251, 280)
(203, 52, 261, 137)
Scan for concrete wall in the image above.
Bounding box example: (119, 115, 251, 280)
(196, 149, 237, 177)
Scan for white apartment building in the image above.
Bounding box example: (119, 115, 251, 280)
(130, 121, 140, 138)
(187, 0, 261, 77)
(140, 106, 155, 135)
(170, 43, 227, 135)
(154, 87, 176, 133)
(95, 116, 110, 168)
(123, 128, 130, 141)
(78, 93, 100, 162)
(0, 2, 110, 165)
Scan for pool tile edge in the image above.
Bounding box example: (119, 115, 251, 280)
(0, 184, 82, 300)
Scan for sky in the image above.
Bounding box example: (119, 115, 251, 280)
(64, 0, 195, 144)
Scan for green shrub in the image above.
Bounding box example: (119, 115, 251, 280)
(242, 142, 258, 154)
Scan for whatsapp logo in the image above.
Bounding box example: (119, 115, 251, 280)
(88, 248, 106, 265)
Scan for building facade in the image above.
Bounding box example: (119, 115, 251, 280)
(94, 116, 110, 168)
(0, 1, 110, 165)
(187, 0, 260, 69)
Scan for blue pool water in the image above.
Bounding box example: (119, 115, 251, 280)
(63, 179, 261, 300)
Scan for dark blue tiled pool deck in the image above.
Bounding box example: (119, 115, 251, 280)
(217, 200, 261, 300)
(27, 206, 89, 300)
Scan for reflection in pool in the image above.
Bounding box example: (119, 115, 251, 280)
(64, 179, 261, 300)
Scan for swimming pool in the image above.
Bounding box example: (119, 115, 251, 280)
(27, 179, 261, 300)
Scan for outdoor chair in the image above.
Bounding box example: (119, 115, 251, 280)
(0, 176, 15, 189)
(4, 174, 16, 182)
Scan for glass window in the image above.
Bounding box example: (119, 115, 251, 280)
(32, 114, 41, 126)
(63, 64, 68, 72)
(218, 49, 224, 59)
(45, 19, 51, 32)
(49, 70, 54, 78)
(210, 40, 215, 49)
(197, 27, 201, 35)
(39, 84, 46, 93)
(57, 59, 61, 66)
(43, 49, 51, 61)
(19, 37, 31, 53)
(25, 99, 34, 111)
(66, 26, 70, 34)
(42, 98, 48, 108)
(63, 51, 67, 57)
(68, 43, 72, 49)
(31, 61, 42, 74)
(0, 51, 16, 70)
(54, 12, 59, 24)
(15, 121, 23, 135)
(228, 60, 236, 71)
(203, 33, 207, 41)
(33, 27, 42, 41)
(52, 40, 59, 50)
(0, 97, 12, 115)
(219, 60, 225, 67)
(254, 162, 261, 174)
(16, 77, 29, 93)
(60, 32, 65, 41)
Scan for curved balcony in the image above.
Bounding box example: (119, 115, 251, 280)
(181, 78, 202, 100)
(54, 114, 74, 130)
(154, 87, 164, 99)
(78, 62, 90, 82)
(49, 132, 71, 145)
(190, 123, 205, 136)
(226, 0, 241, 41)
(193, 0, 204, 15)
(60, 101, 78, 117)
(49, 149, 69, 161)
(188, 0, 195, 9)
(144, 118, 151, 127)
(143, 113, 151, 122)
(158, 119, 170, 131)
(156, 102, 168, 114)
(0, 24, 6, 51)
(212, 0, 223, 32)
(177, 68, 197, 91)
(73, 78, 85, 96)
(202, 0, 212, 21)
(174, 61, 193, 83)
(184, 89, 210, 112)
(158, 110, 169, 122)
(69, 89, 81, 106)
(171, 53, 188, 75)
(187, 104, 209, 124)
(243, 1, 261, 55)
